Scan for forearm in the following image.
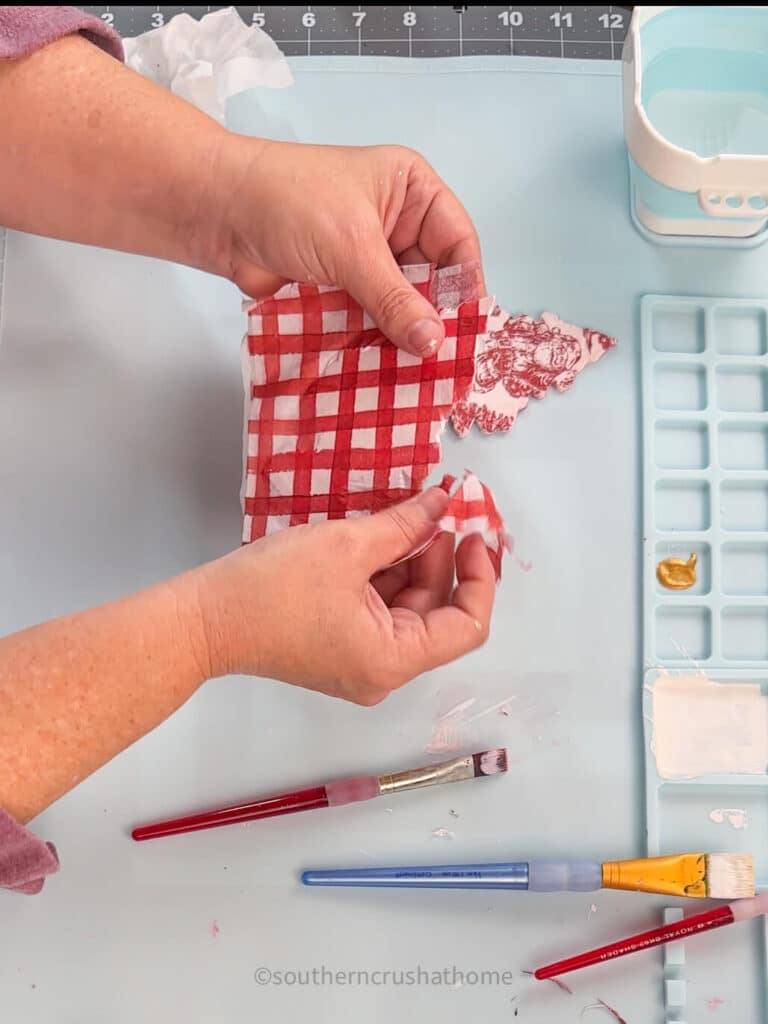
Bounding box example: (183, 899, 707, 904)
(0, 571, 211, 824)
(0, 34, 243, 274)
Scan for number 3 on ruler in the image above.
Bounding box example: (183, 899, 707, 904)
(403, 11, 416, 27)
(150, 12, 164, 28)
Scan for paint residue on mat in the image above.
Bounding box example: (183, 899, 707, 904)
(581, 999, 628, 1023)
(709, 807, 748, 830)
(210, 920, 220, 938)
(706, 996, 725, 1010)
(432, 827, 455, 840)
(522, 970, 572, 995)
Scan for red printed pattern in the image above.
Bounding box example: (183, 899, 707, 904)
(242, 264, 492, 544)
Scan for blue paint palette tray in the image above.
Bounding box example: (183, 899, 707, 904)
(642, 294, 768, 1022)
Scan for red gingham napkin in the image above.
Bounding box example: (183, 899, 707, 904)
(241, 261, 616, 576)
(242, 264, 503, 556)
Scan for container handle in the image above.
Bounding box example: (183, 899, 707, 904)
(699, 190, 768, 219)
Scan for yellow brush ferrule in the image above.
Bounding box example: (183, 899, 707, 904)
(602, 854, 708, 898)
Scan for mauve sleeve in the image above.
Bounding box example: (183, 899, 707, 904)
(0, 5, 124, 61)
(0, 809, 59, 894)
(0, 6, 124, 897)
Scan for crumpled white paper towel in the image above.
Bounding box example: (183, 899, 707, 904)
(123, 7, 293, 124)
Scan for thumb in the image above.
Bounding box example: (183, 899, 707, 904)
(343, 234, 445, 357)
(355, 488, 450, 570)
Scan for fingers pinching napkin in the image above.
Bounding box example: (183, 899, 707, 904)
(241, 262, 616, 575)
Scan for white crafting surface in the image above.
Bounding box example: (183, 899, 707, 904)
(3, 56, 768, 1023)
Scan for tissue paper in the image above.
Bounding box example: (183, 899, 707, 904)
(124, 7, 293, 123)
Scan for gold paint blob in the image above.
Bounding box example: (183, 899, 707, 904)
(657, 552, 697, 590)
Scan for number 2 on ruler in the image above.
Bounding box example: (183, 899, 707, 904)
(550, 11, 573, 29)
(498, 10, 523, 28)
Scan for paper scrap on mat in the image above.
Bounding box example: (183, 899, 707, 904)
(652, 674, 768, 779)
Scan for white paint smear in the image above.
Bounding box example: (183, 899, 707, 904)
(652, 675, 768, 779)
(709, 807, 749, 830)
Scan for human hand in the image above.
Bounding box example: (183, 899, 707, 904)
(192, 488, 496, 705)
(216, 139, 484, 357)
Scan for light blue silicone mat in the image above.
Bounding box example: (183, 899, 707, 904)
(6, 55, 768, 1024)
(642, 296, 768, 1024)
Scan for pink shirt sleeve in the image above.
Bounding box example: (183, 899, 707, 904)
(0, 5, 124, 894)
(0, 5, 124, 61)
(0, 809, 59, 894)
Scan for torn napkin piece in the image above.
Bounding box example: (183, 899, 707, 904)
(451, 308, 616, 436)
(242, 263, 493, 545)
(439, 472, 509, 578)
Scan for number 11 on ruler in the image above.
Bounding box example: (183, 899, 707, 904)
(550, 11, 573, 29)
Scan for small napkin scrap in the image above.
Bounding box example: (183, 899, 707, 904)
(242, 262, 616, 573)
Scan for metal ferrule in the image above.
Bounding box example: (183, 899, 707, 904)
(377, 755, 476, 795)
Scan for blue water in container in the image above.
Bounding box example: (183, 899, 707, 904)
(631, 7, 768, 240)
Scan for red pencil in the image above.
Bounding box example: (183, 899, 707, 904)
(535, 891, 768, 980)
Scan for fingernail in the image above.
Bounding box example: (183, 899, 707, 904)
(407, 320, 441, 356)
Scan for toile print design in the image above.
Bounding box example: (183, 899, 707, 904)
(450, 306, 616, 437)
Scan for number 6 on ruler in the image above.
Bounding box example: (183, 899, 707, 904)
(302, 11, 316, 28)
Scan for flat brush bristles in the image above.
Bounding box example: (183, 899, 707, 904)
(474, 748, 508, 776)
(707, 854, 755, 899)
